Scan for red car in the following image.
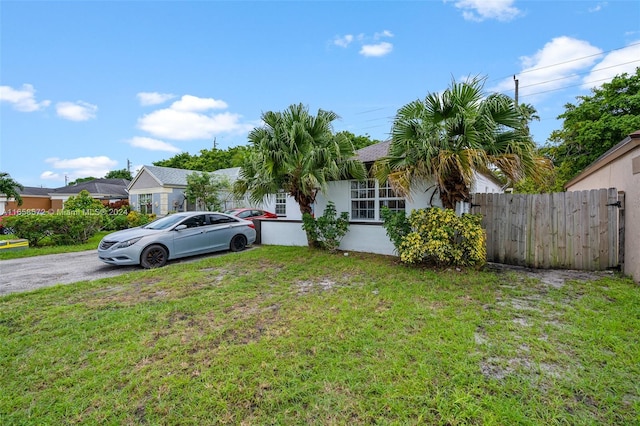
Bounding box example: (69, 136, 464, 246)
(224, 208, 277, 220)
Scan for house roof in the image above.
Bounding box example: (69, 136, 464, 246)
(50, 179, 130, 198)
(565, 130, 640, 189)
(356, 140, 391, 163)
(17, 186, 55, 197)
(139, 165, 195, 187)
(130, 165, 242, 190)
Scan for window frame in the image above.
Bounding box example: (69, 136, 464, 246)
(350, 179, 405, 221)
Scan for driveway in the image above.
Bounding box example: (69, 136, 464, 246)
(0, 250, 141, 296)
(0, 249, 242, 296)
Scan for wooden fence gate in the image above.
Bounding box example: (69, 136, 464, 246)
(470, 188, 625, 270)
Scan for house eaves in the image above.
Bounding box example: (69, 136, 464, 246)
(564, 130, 640, 190)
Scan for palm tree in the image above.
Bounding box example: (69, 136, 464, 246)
(375, 77, 551, 209)
(234, 103, 366, 245)
(0, 172, 24, 206)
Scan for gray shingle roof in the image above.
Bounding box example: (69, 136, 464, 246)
(143, 165, 195, 186)
(17, 186, 55, 197)
(356, 140, 391, 163)
(51, 179, 130, 198)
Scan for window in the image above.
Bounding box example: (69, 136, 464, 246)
(351, 179, 405, 221)
(139, 193, 152, 214)
(275, 191, 286, 216)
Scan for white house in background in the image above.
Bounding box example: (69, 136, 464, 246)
(564, 130, 640, 283)
(128, 165, 245, 216)
(259, 140, 504, 255)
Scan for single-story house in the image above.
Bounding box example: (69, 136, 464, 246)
(128, 165, 247, 216)
(261, 140, 504, 221)
(0, 179, 129, 214)
(565, 129, 640, 282)
(259, 140, 504, 254)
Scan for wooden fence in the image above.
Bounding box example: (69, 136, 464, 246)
(470, 188, 624, 270)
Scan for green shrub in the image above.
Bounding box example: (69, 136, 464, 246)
(380, 206, 411, 253)
(382, 207, 486, 268)
(63, 190, 107, 212)
(3, 212, 103, 246)
(3, 214, 51, 246)
(302, 202, 350, 253)
(126, 211, 155, 228)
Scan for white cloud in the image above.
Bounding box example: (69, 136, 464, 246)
(491, 36, 603, 101)
(40, 171, 61, 180)
(334, 34, 354, 48)
(333, 31, 394, 57)
(44, 156, 118, 180)
(137, 95, 253, 140)
(170, 95, 227, 112)
(0, 83, 51, 112)
(56, 101, 98, 121)
(374, 30, 394, 40)
(447, 0, 522, 22)
(360, 42, 393, 57)
(588, 2, 606, 13)
(581, 40, 640, 90)
(127, 136, 181, 152)
(137, 92, 176, 106)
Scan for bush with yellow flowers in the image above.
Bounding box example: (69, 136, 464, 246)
(382, 207, 486, 268)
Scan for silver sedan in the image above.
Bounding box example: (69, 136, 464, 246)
(98, 211, 256, 268)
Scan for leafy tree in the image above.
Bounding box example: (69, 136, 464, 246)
(63, 189, 106, 211)
(336, 131, 381, 150)
(234, 103, 366, 246)
(104, 169, 133, 180)
(153, 152, 196, 170)
(67, 177, 96, 186)
(185, 172, 232, 211)
(375, 76, 551, 209)
(546, 68, 640, 189)
(0, 172, 24, 206)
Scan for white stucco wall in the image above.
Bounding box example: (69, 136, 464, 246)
(259, 220, 396, 256)
(566, 144, 640, 283)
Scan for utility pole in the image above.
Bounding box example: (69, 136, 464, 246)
(127, 159, 131, 174)
(213, 137, 217, 149)
(513, 75, 519, 106)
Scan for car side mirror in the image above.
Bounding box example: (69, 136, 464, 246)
(174, 224, 187, 231)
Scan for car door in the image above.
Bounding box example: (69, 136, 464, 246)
(172, 214, 212, 258)
(205, 213, 238, 251)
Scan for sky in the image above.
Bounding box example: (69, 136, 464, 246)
(1, 0, 639, 188)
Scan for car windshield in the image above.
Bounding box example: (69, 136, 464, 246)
(142, 214, 188, 230)
(223, 209, 238, 215)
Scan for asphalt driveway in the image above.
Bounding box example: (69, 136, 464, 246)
(0, 250, 141, 296)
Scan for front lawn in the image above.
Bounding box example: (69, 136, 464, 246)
(1, 246, 638, 424)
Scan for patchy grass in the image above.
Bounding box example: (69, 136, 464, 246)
(0, 231, 109, 260)
(1, 246, 638, 424)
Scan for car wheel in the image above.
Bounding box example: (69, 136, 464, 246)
(229, 234, 247, 252)
(140, 244, 168, 268)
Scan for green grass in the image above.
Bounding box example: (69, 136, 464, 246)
(1, 246, 638, 424)
(0, 231, 109, 260)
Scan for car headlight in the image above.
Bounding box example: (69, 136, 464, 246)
(115, 237, 143, 249)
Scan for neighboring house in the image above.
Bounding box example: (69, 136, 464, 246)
(48, 179, 130, 211)
(0, 179, 129, 213)
(564, 129, 640, 283)
(259, 140, 504, 254)
(128, 165, 245, 216)
(0, 186, 55, 214)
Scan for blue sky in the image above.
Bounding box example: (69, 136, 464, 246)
(1, 0, 639, 188)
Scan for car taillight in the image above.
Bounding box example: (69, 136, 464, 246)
(248, 223, 255, 229)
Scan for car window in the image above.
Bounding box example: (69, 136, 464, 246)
(208, 214, 236, 225)
(181, 215, 206, 228)
(143, 214, 187, 230)
(238, 211, 252, 218)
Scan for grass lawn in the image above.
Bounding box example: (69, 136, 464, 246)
(1, 245, 638, 424)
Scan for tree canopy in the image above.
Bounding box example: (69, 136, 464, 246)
(104, 169, 133, 180)
(153, 146, 251, 171)
(545, 67, 640, 189)
(184, 172, 232, 211)
(0, 172, 24, 206)
(376, 76, 551, 209)
(234, 103, 366, 245)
